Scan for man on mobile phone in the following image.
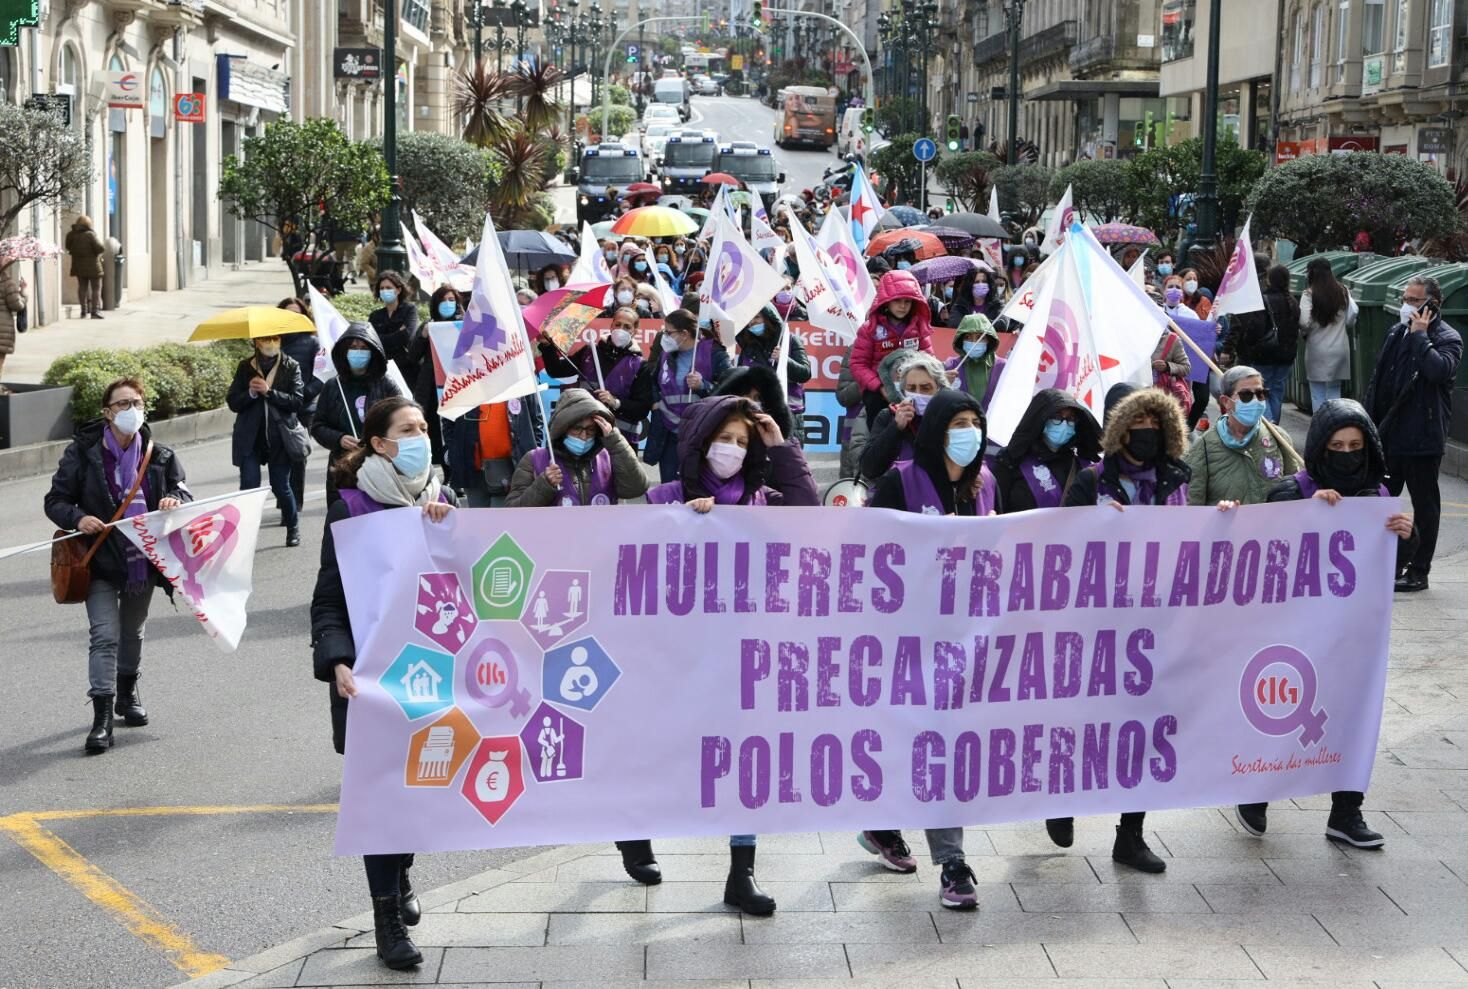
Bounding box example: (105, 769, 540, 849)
(1364, 275, 1463, 592)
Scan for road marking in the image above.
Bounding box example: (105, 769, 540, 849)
(0, 803, 338, 977)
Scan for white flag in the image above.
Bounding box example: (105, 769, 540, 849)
(433, 211, 541, 420)
(644, 245, 682, 315)
(412, 210, 475, 292)
(997, 249, 1058, 324)
(699, 185, 728, 242)
(1040, 183, 1074, 255)
(1210, 215, 1266, 321)
(305, 283, 411, 396)
(816, 207, 875, 315)
(566, 221, 613, 287)
(785, 205, 863, 342)
(699, 208, 784, 347)
(751, 211, 786, 255)
(849, 163, 885, 251)
(1128, 249, 1149, 289)
(401, 223, 439, 287)
(116, 489, 270, 652)
(987, 185, 1001, 223)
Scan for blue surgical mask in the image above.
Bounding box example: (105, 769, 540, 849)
(945, 425, 982, 467)
(564, 434, 595, 456)
(633, 260, 648, 272)
(897, 260, 912, 270)
(437, 300, 458, 318)
(963, 339, 988, 360)
(1013, 256, 1026, 268)
(747, 321, 765, 336)
(1156, 263, 1173, 277)
(943, 286, 954, 300)
(390, 434, 430, 476)
(1043, 418, 1076, 449)
(1231, 397, 1266, 429)
(346, 349, 373, 372)
(379, 288, 397, 304)
(675, 245, 687, 255)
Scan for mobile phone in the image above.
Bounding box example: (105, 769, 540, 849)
(1422, 301, 1440, 321)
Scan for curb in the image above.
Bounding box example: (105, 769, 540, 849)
(0, 407, 235, 483)
(166, 844, 596, 988)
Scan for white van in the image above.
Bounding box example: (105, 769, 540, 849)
(652, 78, 690, 121)
(837, 107, 870, 159)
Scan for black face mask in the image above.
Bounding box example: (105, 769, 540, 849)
(1321, 448, 1371, 489)
(1124, 427, 1161, 463)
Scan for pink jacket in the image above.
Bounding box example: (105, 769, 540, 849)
(849, 270, 935, 392)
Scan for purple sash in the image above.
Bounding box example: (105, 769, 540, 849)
(646, 479, 767, 505)
(656, 340, 715, 430)
(577, 347, 642, 398)
(1291, 469, 1389, 499)
(529, 446, 616, 506)
(1019, 455, 1090, 509)
(896, 461, 996, 515)
(738, 350, 805, 411)
(338, 487, 449, 516)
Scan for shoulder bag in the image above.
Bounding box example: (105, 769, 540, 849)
(50, 441, 154, 604)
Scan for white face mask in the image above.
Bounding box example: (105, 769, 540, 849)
(616, 289, 635, 306)
(544, 277, 560, 291)
(706, 441, 747, 479)
(611, 328, 634, 348)
(903, 391, 932, 415)
(112, 406, 145, 435)
(1400, 302, 1418, 324)
(660, 333, 680, 353)
(1183, 279, 1198, 295)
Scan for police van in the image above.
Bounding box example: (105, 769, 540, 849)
(571, 143, 647, 224)
(655, 131, 719, 194)
(711, 142, 785, 209)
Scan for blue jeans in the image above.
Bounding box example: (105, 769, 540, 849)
(1308, 380, 1343, 408)
(241, 454, 297, 528)
(1256, 364, 1291, 423)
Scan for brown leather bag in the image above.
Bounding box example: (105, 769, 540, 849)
(50, 441, 154, 604)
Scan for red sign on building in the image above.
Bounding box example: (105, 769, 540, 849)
(173, 92, 206, 124)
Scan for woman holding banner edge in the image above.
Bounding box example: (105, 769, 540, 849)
(311, 396, 455, 972)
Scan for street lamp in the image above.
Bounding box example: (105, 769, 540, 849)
(1192, 0, 1224, 252)
(1004, 0, 1026, 165)
(493, 0, 508, 72)
(468, 1, 485, 68)
(378, 0, 407, 278)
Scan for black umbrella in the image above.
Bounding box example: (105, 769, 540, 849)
(942, 212, 1008, 239)
(461, 231, 576, 269)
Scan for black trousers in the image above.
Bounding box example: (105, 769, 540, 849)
(1385, 454, 1442, 574)
(1188, 381, 1209, 430)
(364, 852, 414, 897)
(1241, 791, 1363, 817)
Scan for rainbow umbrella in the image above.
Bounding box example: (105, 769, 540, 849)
(611, 206, 699, 238)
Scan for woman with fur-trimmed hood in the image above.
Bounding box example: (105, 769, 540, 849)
(1064, 386, 1191, 509)
(1045, 386, 1191, 876)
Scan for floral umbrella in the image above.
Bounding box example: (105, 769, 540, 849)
(0, 235, 63, 266)
(1089, 223, 1161, 246)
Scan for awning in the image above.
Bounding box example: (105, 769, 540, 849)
(217, 55, 290, 115)
(1026, 79, 1161, 101)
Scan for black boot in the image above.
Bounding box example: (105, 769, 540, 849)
(723, 844, 776, 916)
(371, 896, 422, 970)
(115, 674, 148, 727)
(286, 526, 301, 548)
(398, 860, 421, 926)
(1045, 817, 1075, 848)
(1112, 823, 1166, 874)
(615, 840, 662, 885)
(85, 696, 114, 754)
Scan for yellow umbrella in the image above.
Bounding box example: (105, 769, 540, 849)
(610, 206, 699, 238)
(188, 306, 316, 342)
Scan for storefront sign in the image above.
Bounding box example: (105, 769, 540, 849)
(104, 70, 144, 109)
(1418, 127, 1451, 154)
(217, 54, 290, 114)
(174, 92, 206, 124)
(334, 47, 383, 80)
(1328, 135, 1379, 154)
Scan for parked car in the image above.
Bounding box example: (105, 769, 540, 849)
(642, 123, 676, 162)
(695, 75, 722, 96)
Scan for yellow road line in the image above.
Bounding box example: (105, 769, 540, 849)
(0, 803, 340, 978)
(0, 813, 231, 978)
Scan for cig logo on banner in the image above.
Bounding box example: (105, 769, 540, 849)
(1239, 644, 1327, 748)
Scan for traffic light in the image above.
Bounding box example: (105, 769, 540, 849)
(861, 108, 875, 133)
(751, 1, 763, 28)
(945, 114, 961, 152)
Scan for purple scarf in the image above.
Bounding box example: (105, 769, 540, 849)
(699, 466, 747, 505)
(1116, 457, 1158, 506)
(102, 427, 150, 592)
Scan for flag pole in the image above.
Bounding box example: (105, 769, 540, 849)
(1167, 316, 1224, 378)
(587, 334, 606, 391)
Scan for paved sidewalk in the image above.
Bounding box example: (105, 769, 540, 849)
(174, 549, 1468, 989)
(5, 261, 295, 382)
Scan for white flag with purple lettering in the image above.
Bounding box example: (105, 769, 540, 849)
(1210, 216, 1266, 321)
(699, 209, 784, 347)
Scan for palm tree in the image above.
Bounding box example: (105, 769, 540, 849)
(453, 64, 515, 148)
(506, 61, 566, 136)
(488, 131, 551, 229)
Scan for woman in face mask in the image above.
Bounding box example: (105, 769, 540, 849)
(367, 270, 420, 385)
(600, 277, 642, 317)
(1153, 253, 1175, 288)
(1150, 287, 1194, 416)
(535, 264, 566, 294)
(226, 333, 306, 547)
(1183, 364, 1303, 508)
(653, 244, 679, 278)
(629, 308, 732, 482)
(405, 284, 463, 468)
(1008, 247, 1031, 288)
(1178, 267, 1212, 319)
(506, 388, 649, 507)
(945, 269, 1000, 326)
(849, 269, 936, 427)
(310, 396, 454, 973)
(734, 302, 811, 425)
(640, 395, 818, 915)
(992, 387, 1101, 512)
(45, 376, 191, 754)
(1048, 386, 1192, 874)
(311, 322, 405, 505)
(943, 313, 1003, 408)
(860, 351, 948, 481)
(539, 307, 649, 445)
(859, 388, 993, 910)
(622, 247, 655, 284)
(1160, 273, 1198, 320)
(1224, 398, 1414, 850)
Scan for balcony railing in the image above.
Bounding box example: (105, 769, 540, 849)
(973, 19, 1077, 69)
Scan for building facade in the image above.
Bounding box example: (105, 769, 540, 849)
(1157, 0, 1277, 152)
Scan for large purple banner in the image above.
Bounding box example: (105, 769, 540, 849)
(333, 501, 1395, 855)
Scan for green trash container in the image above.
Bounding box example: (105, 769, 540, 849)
(1285, 251, 1373, 412)
(1383, 262, 1468, 443)
(1342, 255, 1438, 403)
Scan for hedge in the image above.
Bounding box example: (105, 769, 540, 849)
(43, 339, 252, 422)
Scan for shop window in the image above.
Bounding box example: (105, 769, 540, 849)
(1363, 0, 1384, 54)
(1161, 0, 1196, 62)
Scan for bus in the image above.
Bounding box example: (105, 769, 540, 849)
(775, 86, 837, 150)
